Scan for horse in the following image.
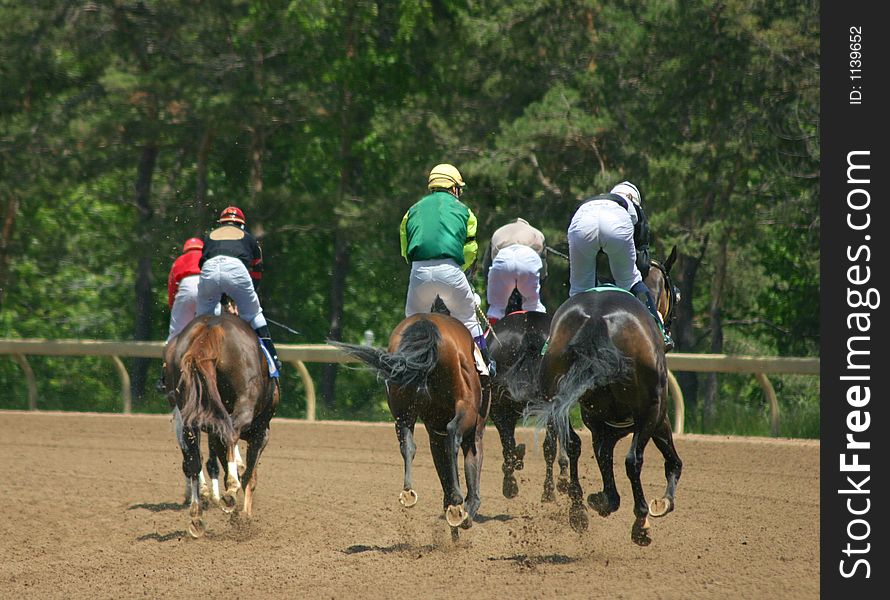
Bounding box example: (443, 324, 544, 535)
(163, 312, 280, 538)
(507, 279, 682, 546)
(486, 289, 568, 502)
(331, 298, 489, 539)
(166, 295, 245, 505)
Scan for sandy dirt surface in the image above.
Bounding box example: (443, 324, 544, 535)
(0, 411, 818, 599)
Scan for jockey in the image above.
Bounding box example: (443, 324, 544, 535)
(481, 218, 548, 325)
(158, 237, 208, 391)
(166, 237, 204, 344)
(400, 163, 494, 375)
(567, 181, 674, 351)
(196, 206, 282, 372)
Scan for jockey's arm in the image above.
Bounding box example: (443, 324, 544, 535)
(462, 208, 479, 272)
(399, 211, 410, 263)
(250, 238, 264, 291)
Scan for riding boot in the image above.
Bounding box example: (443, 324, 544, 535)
(473, 334, 497, 377)
(254, 325, 283, 372)
(630, 281, 674, 351)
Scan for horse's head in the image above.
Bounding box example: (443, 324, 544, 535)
(645, 246, 679, 331)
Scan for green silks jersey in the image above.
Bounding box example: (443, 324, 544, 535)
(399, 191, 478, 271)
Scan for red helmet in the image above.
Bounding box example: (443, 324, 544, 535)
(182, 237, 204, 253)
(218, 206, 246, 225)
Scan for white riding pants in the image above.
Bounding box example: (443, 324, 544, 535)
(405, 259, 483, 339)
(196, 255, 267, 330)
(568, 200, 642, 296)
(167, 275, 199, 343)
(486, 244, 546, 320)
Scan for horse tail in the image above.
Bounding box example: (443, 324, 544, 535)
(503, 325, 548, 407)
(178, 321, 237, 445)
(330, 319, 440, 391)
(526, 315, 633, 446)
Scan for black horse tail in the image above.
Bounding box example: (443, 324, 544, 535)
(526, 315, 634, 446)
(503, 325, 548, 407)
(179, 321, 237, 445)
(330, 319, 440, 390)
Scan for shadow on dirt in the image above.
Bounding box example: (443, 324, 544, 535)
(128, 501, 185, 512)
(472, 513, 513, 524)
(137, 531, 188, 542)
(343, 543, 437, 555)
(488, 554, 579, 568)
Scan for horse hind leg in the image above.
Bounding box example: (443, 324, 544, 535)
(426, 417, 466, 531)
(564, 426, 589, 533)
(556, 440, 570, 493)
(460, 420, 485, 528)
(241, 425, 271, 517)
(206, 435, 226, 506)
(541, 418, 558, 502)
(217, 435, 242, 514)
(586, 422, 622, 517)
(396, 413, 419, 508)
(180, 424, 206, 538)
(649, 415, 682, 518)
(625, 425, 657, 547)
(491, 403, 520, 499)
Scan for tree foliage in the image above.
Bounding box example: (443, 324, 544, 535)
(0, 0, 819, 436)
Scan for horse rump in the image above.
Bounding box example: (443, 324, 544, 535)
(501, 321, 549, 407)
(526, 314, 634, 446)
(330, 318, 440, 391)
(177, 319, 237, 444)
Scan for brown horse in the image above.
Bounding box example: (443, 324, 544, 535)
(508, 287, 682, 546)
(164, 312, 279, 538)
(487, 289, 567, 502)
(332, 299, 489, 539)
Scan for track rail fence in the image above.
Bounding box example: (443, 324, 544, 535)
(0, 338, 818, 436)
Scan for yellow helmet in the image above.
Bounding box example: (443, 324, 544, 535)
(427, 163, 466, 191)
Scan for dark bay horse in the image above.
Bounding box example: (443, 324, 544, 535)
(509, 288, 682, 546)
(332, 300, 489, 538)
(487, 289, 567, 502)
(164, 312, 280, 538)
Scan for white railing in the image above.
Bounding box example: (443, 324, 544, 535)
(0, 338, 818, 435)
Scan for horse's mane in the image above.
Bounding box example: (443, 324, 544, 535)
(179, 320, 237, 444)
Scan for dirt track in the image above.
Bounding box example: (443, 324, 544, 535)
(0, 411, 818, 599)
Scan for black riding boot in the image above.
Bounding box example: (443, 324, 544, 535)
(254, 325, 283, 372)
(630, 281, 674, 352)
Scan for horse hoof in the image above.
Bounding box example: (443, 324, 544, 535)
(502, 475, 519, 499)
(188, 518, 206, 539)
(220, 492, 237, 514)
(460, 516, 474, 530)
(556, 476, 570, 495)
(631, 517, 652, 546)
(399, 489, 418, 508)
(569, 505, 589, 533)
(445, 504, 468, 527)
(648, 497, 674, 518)
(542, 485, 555, 503)
(587, 492, 616, 517)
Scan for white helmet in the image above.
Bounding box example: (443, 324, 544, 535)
(610, 181, 642, 207)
